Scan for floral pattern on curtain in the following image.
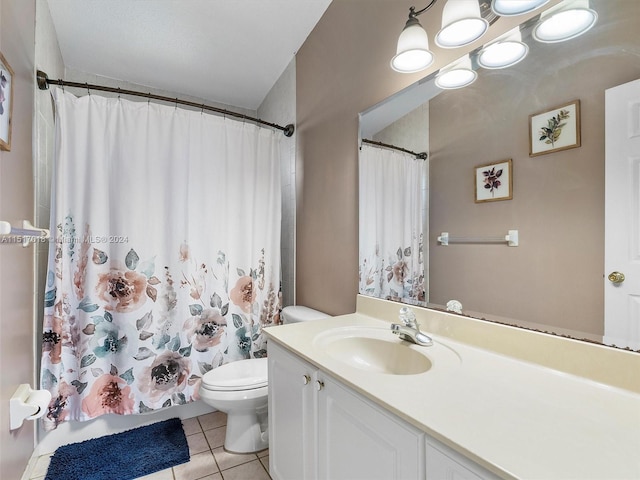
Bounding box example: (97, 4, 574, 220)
(358, 144, 426, 305)
(40, 90, 281, 430)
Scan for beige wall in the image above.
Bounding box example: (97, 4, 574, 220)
(294, 0, 544, 315)
(428, 0, 640, 336)
(295, 1, 431, 315)
(0, 1, 37, 478)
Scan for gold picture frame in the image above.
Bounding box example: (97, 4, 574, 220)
(529, 100, 581, 157)
(0, 51, 14, 152)
(474, 159, 512, 203)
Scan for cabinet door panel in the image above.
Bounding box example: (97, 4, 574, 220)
(317, 375, 424, 480)
(268, 343, 317, 480)
(426, 439, 500, 480)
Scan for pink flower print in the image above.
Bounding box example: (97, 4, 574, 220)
(138, 351, 191, 403)
(230, 276, 256, 313)
(185, 308, 227, 352)
(81, 374, 134, 418)
(96, 269, 148, 312)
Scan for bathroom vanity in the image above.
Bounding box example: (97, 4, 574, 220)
(265, 296, 640, 479)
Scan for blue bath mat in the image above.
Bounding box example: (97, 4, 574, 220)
(45, 417, 190, 480)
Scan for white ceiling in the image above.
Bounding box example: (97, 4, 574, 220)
(46, 0, 332, 110)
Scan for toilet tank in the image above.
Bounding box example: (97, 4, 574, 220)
(281, 305, 329, 324)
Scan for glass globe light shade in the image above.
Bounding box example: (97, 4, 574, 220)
(491, 0, 550, 16)
(391, 21, 434, 73)
(533, 0, 597, 43)
(435, 0, 488, 48)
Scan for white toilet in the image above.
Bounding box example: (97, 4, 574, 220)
(280, 305, 330, 324)
(198, 305, 329, 453)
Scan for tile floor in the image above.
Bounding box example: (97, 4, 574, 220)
(28, 412, 272, 480)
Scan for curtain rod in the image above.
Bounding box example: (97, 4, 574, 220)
(36, 70, 295, 137)
(361, 138, 427, 160)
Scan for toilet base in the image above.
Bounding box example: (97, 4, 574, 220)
(224, 406, 269, 453)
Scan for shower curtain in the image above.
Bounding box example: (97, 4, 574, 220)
(359, 144, 425, 304)
(40, 89, 282, 430)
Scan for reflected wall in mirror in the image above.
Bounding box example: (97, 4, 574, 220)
(359, 0, 640, 351)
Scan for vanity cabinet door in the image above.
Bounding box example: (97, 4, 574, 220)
(268, 342, 318, 480)
(426, 438, 500, 480)
(269, 341, 425, 480)
(317, 373, 425, 480)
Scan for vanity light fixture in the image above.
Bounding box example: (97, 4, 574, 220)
(477, 27, 529, 69)
(490, 0, 550, 17)
(435, 54, 477, 89)
(390, 1, 437, 73)
(532, 0, 597, 43)
(435, 0, 488, 48)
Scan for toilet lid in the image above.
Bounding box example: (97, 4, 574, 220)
(201, 357, 268, 391)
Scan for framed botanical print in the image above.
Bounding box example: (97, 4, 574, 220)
(529, 100, 581, 157)
(475, 159, 512, 203)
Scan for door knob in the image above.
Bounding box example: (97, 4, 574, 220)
(302, 374, 310, 385)
(608, 271, 625, 284)
(316, 380, 324, 391)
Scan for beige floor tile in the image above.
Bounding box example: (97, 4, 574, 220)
(219, 459, 270, 480)
(256, 448, 269, 458)
(135, 467, 175, 480)
(212, 447, 256, 471)
(173, 451, 219, 480)
(259, 455, 269, 473)
(198, 411, 227, 431)
(203, 426, 226, 449)
(198, 474, 222, 480)
(182, 416, 203, 436)
(31, 453, 53, 478)
(187, 432, 211, 455)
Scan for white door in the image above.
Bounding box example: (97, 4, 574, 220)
(605, 78, 640, 350)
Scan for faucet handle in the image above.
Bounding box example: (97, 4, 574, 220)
(398, 306, 417, 327)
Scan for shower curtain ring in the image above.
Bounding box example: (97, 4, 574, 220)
(86, 83, 90, 96)
(201, 103, 205, 114)
(117, 87, 121, 100)
(58, 79, 64, 92)
(147, 93, 151, 106)
(174, 98, 178, 110)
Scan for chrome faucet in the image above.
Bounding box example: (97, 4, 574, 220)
(390, 307, 433, 346)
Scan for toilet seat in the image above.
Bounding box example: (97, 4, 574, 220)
(201, 357, 268, 391)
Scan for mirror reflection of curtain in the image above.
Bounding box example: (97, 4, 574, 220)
(40, 89, 282, 430)
(359, 144, 425, 305)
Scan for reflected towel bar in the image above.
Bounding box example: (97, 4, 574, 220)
(0, 220, 50, 247)
(437, 230, 519, 247)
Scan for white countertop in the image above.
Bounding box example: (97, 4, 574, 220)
(264, 312, 640, 479)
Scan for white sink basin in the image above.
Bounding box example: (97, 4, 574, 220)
(313, 326, 451, 375)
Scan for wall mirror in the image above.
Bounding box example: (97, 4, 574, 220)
(359, 0, 640, 352)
